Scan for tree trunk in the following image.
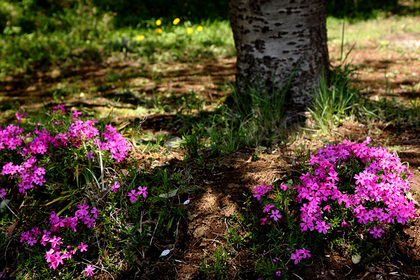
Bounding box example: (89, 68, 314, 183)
(228, 0, 329, 117)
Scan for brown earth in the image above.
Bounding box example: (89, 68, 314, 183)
(1, 31, 420, 280)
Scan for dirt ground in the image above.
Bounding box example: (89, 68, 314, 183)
(1, 31, 420, 280)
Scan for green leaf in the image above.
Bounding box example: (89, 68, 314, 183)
(158, 188, 178, 198)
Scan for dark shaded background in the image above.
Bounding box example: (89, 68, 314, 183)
(2, 0, 417, 33)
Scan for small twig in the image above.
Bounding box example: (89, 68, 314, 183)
(345, 265, 353, 277)
(150, 215, 160, 246)
(202, 238, 223, 245)
(360, 271, 370, 280)
(3, 238, 13, 259)
(293, 273, 304, 280)
(4, 201, 19, 220)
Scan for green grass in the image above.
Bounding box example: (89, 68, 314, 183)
(0, 1, 234, 78)
(308, 65, 360, 132)
(327, 15, 420, 47)
(109, 19, 235, 63)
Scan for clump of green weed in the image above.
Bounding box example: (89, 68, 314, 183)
(308, 65, 360, 132)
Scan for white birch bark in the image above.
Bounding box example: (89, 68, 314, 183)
(228, 0, 329, 115)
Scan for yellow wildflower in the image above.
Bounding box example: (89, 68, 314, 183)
(136, 35, 145, 41)
(156, 19, 162, 26)
(173, 18, 180, 25)
(197, 26, 203, 32)
(187, 27, 193, 34)
(156, 28, 163, 34)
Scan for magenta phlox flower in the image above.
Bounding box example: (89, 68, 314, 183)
(315, 220, 330, 234)
(110, 181, 121, 193)
(365, 210, 376, 222)
(78, 203, 89, 211)
(307, 154, 319, 165)
(137, 186, 148, 198)
(86, 151, 95, 160)
(322, 205, 331, 213)
(44, 248, 55, 263)
(78, 242, 88, 252)
(49, 211, 60, 226)
(290, 248, 311, 265)
(280, 183, 288, 191)
(356, 212, 369, 224)
(91, 207, 100, 218)
(51, 104, 66, 113)
(85, 217, 96, 228)
(260, 216, 269, 225)
(326, 169, 339, 182)
(341, 220, 350, 228)
(68, 216, 79, 232)
(23, 156, 37, 169)
(47, 250, 64, 269)
(72, 110, 82, 120)
(75, 208, 89, 221)
(300, 219, 314, 232)
(82, 265, 96, 277)
(40, 233, 50, 246)
(15, 111, 26, 121)
(128, 190, 138, 202)
(270, 209, 282, 221)
(0, 188, 6, 198)
(263, 203, 274, 213)
(20, 231, 30, 243)
(369, 226, 384, 238)
(62, 251, 73, 259)
(253, 183, 272, 200)
(49, 235, 63, 249)
(31, 227, 40, 236)
(51, 132, 69, 147)
(299, 172, 313, 185)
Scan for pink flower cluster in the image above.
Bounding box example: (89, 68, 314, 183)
(51, 104, 65, 113)
(0, 106, 132, 198)
(100, 125, 131, 163)
(49, 203, 100, 231)
(20, 203, 99, 275)
(290, 248, 311, 264)
(296, 137, 416, 238)
(253, 183, 271, 201)
(66, 120, 99, 147)
(253, 184, 284, 225)
(0, 124, 25, 150)
(128, 186, 148, 201)
(2, 157, 46, 193)
(25, 127, 52, 155)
